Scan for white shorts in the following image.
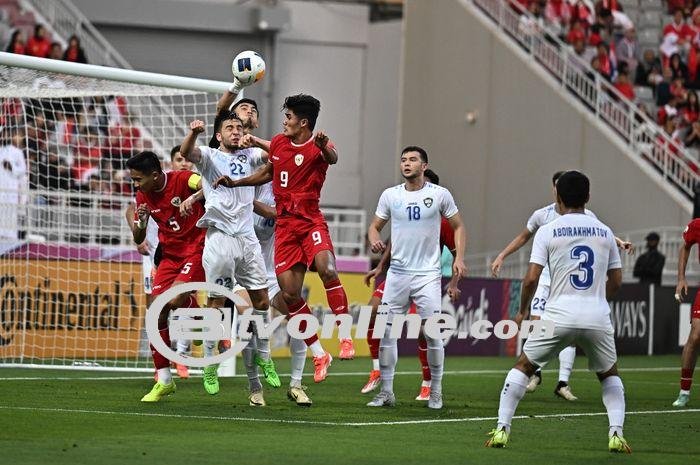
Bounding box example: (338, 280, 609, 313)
(202, 228, 268, 295)
(524, 324, 617, 373)
(380, 269, 442, 321)
(142, 255, 155, 295)
(530, 284, 549, 317)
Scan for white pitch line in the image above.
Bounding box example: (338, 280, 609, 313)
(0, 405, 697, 427)
(0, 366, 683, 381)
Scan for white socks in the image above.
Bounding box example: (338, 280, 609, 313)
(601, 376, 625, 437)
(289, 337, 307, 387)
(157, 367, 173, 385)
(253, 309, 271, 362)
(379, 333, 398, 393)
(558, 346, 576, 383)
(426, 336, 444, 395)
(309, 340, 325, 358)
(497, 369, 530, 433)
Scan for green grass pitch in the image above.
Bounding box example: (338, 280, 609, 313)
(1, 355, 698, 464)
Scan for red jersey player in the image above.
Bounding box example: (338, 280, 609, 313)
(126, 150, 206, 402)
(214, 94, 354, 383)
(673, 218, 700, 407)
(361, 169, 461, 400)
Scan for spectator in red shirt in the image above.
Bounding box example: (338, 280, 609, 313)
(614, 65, 635, 101)
(668, 0, 693, 16)
(26, 24, 52, 58)
(589, 24, 604, 47)
(567, 19, 587, 44)
(664, 10, 694, 46)
(544, 0, 572, 36)
(596, 42, 614, 79)
(4, 30, 25, 55)
(63, 35, 87, 63)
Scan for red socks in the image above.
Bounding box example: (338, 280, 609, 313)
(324, 278, 348, 316)
(150, 327, 171, 370)
(418, 337, 431, 382)
(287, 298, 319, 346)
(681, 368, 694, 391)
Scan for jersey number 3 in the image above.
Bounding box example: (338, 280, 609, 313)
(569, 245, 594, 290)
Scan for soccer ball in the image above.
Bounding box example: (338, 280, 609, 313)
(231, 50, 266, 86)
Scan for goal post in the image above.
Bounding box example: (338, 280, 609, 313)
(0, 52, 230, 372)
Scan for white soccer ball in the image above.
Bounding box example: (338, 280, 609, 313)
(231, 50, 266, 86)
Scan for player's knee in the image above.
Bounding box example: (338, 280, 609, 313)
(424, 335, 442, 350)
(282, 291, 302, 306)
(317, 267, 338, 283)
(688, 325, 700, 347)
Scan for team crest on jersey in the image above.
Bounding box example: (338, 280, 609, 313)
(237, 154, 247, 163)
(423, 197, 433, 208)
(294, 154, 304, 166)
(170, 196, 182, 207)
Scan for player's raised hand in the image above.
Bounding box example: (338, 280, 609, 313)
(134, 203, 150, 229)
(676, 278, 688, 302)
(240, 133, 256, 148)
(213, 175, 237, 189)
(490, 256, 503, 278)
(314, 131, 329, 149)
(370, 239, 386, 254)
(190, 120, 206, 135)
(453, 259, 467, 280)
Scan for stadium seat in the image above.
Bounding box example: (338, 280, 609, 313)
(618, 0, 639, 8)
(639, 0, 663, 11)
(638, 11, 663, 29)
(638, 28, 660, 46)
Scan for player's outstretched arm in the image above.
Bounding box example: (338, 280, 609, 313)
(606, 268, 623, 300)
(253, 200, 276, 219)
(491, 228, 533, 277)
(614, 236, 635, 255)
(213, 161, 273, 188)
(215, 77, 246, 115)
(367, 215, 388, 254)
(314, 131, 338, 164)
(676, 242, 692, 302)
(446, 212, 468, 280)
(180, 120, 205, 163)
(516, 263, 543, 327)
(240, 134, 271, 153)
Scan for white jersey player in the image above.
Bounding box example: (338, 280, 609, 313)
(486, 170, 630, 453)
(491, 171, 633, 400)
(367, 146, 467, 410)
(180, 114, 279, 405)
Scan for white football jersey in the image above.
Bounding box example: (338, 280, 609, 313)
(195, 146, 263, 236)
(375, 182, 458, 275)
(530, 213, 621, 330)
(526, 203, 596, 287)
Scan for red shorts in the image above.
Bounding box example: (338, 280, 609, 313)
(274, 216, 335, 275)
(152, 252, 205, 296)
(692, 290, 700, 319)
(372, 280, 417, 314)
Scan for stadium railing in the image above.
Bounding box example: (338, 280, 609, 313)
(465, 0, 700, 199)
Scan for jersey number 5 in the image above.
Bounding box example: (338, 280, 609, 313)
(168, 218, 181, 232)
(569, 245, 594, 290)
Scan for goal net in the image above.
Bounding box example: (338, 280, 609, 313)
(0, 55, 226, 371)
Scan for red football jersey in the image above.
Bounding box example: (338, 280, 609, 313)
(268, 134, 334, 218)
(683, 219, 700, 262)
(134, 170, 205, 258)
(440, 216, 456, 252)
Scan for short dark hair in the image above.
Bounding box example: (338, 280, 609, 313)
(556, 171, 589, 208)
(170, 145, 181, 160)
(283, 94, 320, 131)
(401, 145, 428, 163)
(424, 169, 440, 185)
(126, 151, 163, 174)
(209, 111, 243, 148)
(552, 171, 566, 185)
(232, 98, 259, 117)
